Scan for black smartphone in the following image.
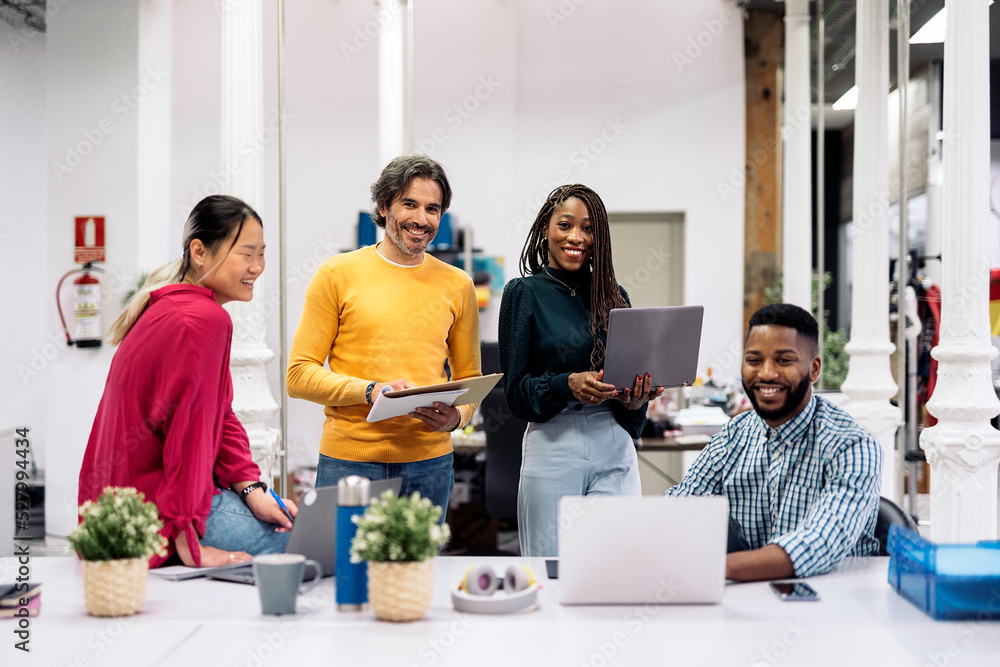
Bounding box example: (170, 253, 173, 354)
(769, 581, 820, 601)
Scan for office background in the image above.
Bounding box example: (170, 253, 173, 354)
(2, 0, 998, 542)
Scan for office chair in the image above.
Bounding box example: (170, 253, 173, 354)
(481, 387, 526, 523)
(874, 496, 919, 556)
(480, 341, 502, 376)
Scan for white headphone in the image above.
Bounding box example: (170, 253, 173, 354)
(450, 564, 539, 614)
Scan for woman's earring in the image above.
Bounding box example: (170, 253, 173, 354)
(541, 237, 548, 249)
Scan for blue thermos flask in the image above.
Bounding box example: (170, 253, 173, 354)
(336, 475, 370, 611)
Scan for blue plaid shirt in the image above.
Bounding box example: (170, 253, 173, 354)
(665, 395, 882, 577)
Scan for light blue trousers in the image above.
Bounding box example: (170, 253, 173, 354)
(517, 401, 641, 557)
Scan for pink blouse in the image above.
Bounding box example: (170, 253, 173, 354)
(78, 284, 260, 567)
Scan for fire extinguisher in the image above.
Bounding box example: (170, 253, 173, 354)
(57, 261, 105, 348)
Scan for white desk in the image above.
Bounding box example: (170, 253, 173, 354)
(3, 556, 999, 666)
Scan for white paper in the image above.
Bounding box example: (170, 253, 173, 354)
(366, 387, 469, 423)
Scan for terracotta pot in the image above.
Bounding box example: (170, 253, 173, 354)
(367, 560, 434, 622)
(81, 557, 148, 617)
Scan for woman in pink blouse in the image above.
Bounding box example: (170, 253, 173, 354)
(79, 195, 295, 568)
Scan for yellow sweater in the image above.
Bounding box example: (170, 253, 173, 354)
(287, 245, 482, 463)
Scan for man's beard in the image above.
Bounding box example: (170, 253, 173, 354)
(742, 373, 811, 424)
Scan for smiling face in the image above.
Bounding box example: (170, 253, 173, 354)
(544, 197, 593, 272)
(378, 177, 443, 265)
(198, 217, 265, 305)
(741, 324, 821, 427)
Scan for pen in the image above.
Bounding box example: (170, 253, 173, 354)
(269, 488, 294, 524)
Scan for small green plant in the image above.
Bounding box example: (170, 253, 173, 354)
(68, 487, 167, 561)
(350, 491, 451, 563)
(121, 271, 149, 308)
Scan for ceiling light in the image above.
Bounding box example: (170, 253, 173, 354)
(910, 7, 946, 44)
(832, 86, 858, 111)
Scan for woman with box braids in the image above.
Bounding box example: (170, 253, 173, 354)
(500, 184, 664, 557)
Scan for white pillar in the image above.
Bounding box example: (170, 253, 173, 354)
(840, 0, 901, 500)
(780, 0, 811, 310)
(378, 0, 405, 166)
(220, 0, 280, 481)
(919, 0, 1000, 543)
(137, 0, 172, 272)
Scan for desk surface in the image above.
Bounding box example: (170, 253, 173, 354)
(3, 555, 999, 666)
(453, 433, 711, 454)
(636, 435, 711, 451)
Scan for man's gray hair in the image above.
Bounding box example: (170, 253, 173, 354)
(370, 154, 453, 228)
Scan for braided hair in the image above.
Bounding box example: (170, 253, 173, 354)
(517, 184, 628, 369)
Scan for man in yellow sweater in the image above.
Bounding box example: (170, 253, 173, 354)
(287, 155, 481, 515)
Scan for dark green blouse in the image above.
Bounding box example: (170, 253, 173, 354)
(497, 267, 647, 439)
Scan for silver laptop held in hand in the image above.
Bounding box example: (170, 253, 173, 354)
(602, 305, 704, 390)
(557, 495, 728, 605)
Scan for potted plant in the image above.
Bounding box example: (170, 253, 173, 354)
(350, 490, 451, 622)
(68, 487, 167, 617)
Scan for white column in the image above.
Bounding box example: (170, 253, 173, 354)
(919, 0, 1000, 543)
(220, 0, 280, 481)
(137, 0, 172, 272)
(378, 0, 405, 166)
(840, 0, 901, 500)
(780, 0, 811, 310)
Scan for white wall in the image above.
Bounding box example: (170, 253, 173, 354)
(6, 0, 747, 530)
(0, 17, 47, 554)
(43, 0, 148, 537)
(0, 6, 47, 441)
(268, 0, 747, 466)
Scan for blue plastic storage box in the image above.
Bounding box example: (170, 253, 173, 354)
(887, 523, 1000, 620)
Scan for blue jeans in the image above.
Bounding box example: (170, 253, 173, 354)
(201, 489, 290, 555)
(315, 453, 454, 524)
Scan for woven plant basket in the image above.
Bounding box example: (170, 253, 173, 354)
(367, 560, 434, 622)
(82, 557, 149, 617)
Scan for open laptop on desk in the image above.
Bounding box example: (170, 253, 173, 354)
(555, 495, 728, 605)
(602, 305, 704, 390)
(203, 477, 402, 585)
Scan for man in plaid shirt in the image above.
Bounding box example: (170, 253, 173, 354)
(666, 303, 881, 581)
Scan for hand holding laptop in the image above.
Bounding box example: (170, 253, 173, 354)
(569, 369, 663, 409)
